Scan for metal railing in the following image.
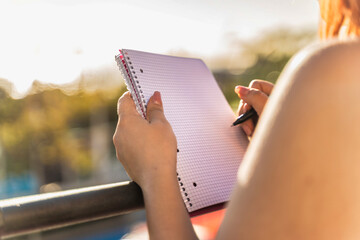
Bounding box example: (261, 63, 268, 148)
(0, 181, 144, 239)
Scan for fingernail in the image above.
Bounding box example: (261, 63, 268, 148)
(242, 125, 252, 137)
(153, 91, 162, 105)
(235, 86, 249, 97)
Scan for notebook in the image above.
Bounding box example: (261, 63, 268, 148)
(115, 49, 248, 214)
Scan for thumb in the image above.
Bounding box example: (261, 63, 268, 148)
(146, 91, 166, 123)
(235, 86, 268, 115)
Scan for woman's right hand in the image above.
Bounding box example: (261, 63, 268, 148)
(235, 80, 274, 137)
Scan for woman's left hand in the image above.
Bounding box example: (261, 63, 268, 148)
(113, 91, 177, 189)
(114, 92, 198, 239)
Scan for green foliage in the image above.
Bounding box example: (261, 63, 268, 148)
(0, 84, 127, 180)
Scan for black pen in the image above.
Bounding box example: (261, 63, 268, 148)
(231, 108, 257, 127)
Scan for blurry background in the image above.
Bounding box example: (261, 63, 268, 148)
(0, 0, 318, 239)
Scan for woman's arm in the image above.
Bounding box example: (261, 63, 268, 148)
(142, 172, 197, 240)
(113, 92, 198, 240)
(217, 40, 360, 239)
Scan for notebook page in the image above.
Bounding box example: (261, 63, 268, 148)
(121, 49, 248, 212)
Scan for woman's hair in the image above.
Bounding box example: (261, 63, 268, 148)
(319, 0, 360, 38)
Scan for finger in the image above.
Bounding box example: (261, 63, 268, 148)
(117, 91, 140, 117)
(249, 79, 274, 96)
(236, 100, 251, 115)
(146, 91, 167, 124)
(243, 103, 251, 112)
(236, 100, 255, 136)
(236, 99, 245, 116)
(241, 120, 255, 137)
(235, 86, 268, 115)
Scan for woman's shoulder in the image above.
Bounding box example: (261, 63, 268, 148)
(303, 37, 360, 53)
(282, 38, 360, 84)
(272, 39, 360, 90)
(296, 38, 360, 63)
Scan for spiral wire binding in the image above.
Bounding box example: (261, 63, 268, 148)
(177, 172, 193, 208)
(115, 50, 146, 118)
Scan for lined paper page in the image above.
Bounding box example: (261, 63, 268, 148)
(120, 49, 248, 212)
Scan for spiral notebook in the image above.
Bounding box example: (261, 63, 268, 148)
(115, 49, 248, 214)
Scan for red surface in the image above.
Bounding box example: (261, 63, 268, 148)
(191, 208, 226, 239)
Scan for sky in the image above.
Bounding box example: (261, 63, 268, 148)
(0, 0, 319, 95)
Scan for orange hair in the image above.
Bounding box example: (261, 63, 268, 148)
(319, 0, 360, 39)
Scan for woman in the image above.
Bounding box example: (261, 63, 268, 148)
(113, 0, 360, 239)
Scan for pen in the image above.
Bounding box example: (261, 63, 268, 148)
(231, 108, 257, 127)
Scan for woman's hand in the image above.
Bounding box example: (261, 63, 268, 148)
(113, 91, 177, 189)
(235, 80, 274, 137)
(114, 91, 198, 239)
